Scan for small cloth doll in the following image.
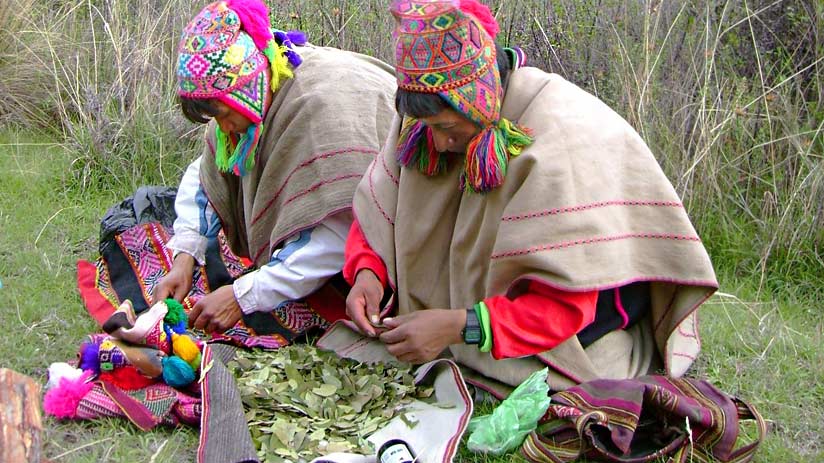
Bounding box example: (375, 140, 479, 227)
(44, 298, 205, 420)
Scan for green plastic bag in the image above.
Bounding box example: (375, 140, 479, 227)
(466, 368, 551, 455)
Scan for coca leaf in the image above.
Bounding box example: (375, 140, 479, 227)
(313, 383, 338, 397)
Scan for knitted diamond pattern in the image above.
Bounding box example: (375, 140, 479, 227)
(221, 68, 269, 122)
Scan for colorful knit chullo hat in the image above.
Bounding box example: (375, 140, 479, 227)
(391, 0, 533, 193)
(177, 0, 305, 176)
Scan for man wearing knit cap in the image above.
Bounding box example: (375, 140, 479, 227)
(345, 0, 719, 391)
(153, 0, 396, 336)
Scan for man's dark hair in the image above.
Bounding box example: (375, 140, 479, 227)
(179, 96, 220, 124)
(394, 43, 512, 119)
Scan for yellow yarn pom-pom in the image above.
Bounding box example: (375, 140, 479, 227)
(171, 333, 200, 364)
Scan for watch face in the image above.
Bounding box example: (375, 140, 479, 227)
(463, 309, 482, 344)
(464, 327, 482, 344)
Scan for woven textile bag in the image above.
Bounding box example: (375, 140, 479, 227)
(522, 376, 766, 463)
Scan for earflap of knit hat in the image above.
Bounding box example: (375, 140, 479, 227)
(217, 64, 271, 123)
(214, 121, 264, 177)
(396, 117, 446, 176)
(461, 117, 533, 193)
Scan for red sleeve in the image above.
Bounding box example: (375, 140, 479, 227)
(485, 281, 598, 359)
(343, 218, 389, 287)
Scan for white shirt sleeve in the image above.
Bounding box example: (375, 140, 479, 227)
(166, 156, 222, 266)
(232, 210, 353, 314)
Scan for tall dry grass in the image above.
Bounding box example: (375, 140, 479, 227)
(2, 0, 822, 295)
(2, 0, 203, 188)
(0, 0, 45, 125)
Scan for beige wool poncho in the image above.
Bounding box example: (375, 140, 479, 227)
(353, 68, 718, 390)
(201, 46, 397, 266)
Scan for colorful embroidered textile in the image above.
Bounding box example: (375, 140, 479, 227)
(75, 377, 201, 430)
(353, 68, 718, 390)
(77, 221, 341, 349)
(390, 0, 533, 192)
(522, 376, 766, 463)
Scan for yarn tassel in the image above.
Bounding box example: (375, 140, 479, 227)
(262, 40, 295, 93)
(285, 30, 307, 45)
(215, 127, 230, 172)
(163, 298, 188, 329)
(461, 118, 533, 193)
(396, 118, 446, 176)
(162, 356, 197, 388)
(214, 123, 263, 177)
(273, 29, 306, 68)
(78, 340, 101, 375)
(171, 333, 201, 366)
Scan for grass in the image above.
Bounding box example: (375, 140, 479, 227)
(0, 0, 822, 461)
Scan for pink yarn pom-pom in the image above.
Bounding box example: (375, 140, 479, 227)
(43, 371, 94, 419)
(226, 0, 274, 51)
(459, 0, 499, 39)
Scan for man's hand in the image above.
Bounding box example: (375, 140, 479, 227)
(189, 285, 242, 334)
(379, 309, 466, 364)
(345, 270, 384, 337)
(153, 253, 196, 303)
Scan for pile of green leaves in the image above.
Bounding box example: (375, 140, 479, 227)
(228, 345, 433, 462)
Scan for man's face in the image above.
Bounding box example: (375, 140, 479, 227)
(417, 107, 480, 154)
(210, 100, 254, 136)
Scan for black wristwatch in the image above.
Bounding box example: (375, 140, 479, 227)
(462, 308, 482, 344)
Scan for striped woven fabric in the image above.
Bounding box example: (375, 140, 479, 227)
(77, 221, 342, 350)
(522, 376, 766, 463)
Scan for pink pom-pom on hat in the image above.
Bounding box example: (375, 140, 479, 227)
(458, 0, 499, 38)
(224, 0, 274, 50)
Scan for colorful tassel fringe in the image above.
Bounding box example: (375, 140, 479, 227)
(215, 122, 264, 177)
(163, 298, 188, 327)
(79, 340, 101, 375)
(461, 118, 533, 193)
(262, 40, 295, 94)
(273, 29, 306, 68)
(162, 356, 197, 388)
(396, 118, 447, 176)
(396, 116, 533, 193)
